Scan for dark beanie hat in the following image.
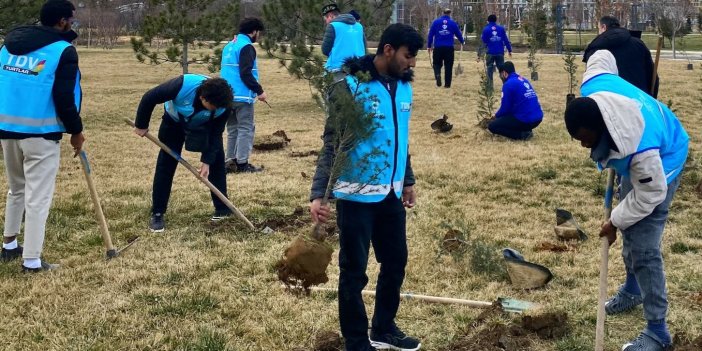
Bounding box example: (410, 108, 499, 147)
(349, 9, 361, 21)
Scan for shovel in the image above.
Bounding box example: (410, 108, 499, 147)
(124, 118, 258, 231)
(595, 169, 616, 351)
(309, 286, 538, 314)
(78, 150, 139, 259)
(455, 25, 466, 77)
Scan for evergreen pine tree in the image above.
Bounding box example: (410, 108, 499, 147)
(130, 0, 239, 74)
(0, 0, 43, 37)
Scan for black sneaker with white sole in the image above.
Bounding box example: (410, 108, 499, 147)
(370, 327, 421, 351)
(1, 245, 22, 262)
(22, 261, 60, 273)
(211, 210, 233, 222)
(149, 213, 165, 232)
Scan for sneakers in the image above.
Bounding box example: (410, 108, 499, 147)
(235, 163, 263, 173)
(22, 261, 60, 273)
(1, 245, 22, 262)
(149, 213, 165, 232)
(622, 330, 671, 351)
(370, 327, 421, 351)
(606, 287, 643, 315)
(211, 210, 233, 222)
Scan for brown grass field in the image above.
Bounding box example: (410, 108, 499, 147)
(0, 46, 700, 350)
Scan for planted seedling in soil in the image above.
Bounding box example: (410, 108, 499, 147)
(563, 48, 578, 106)
(476, 67, 496, 129)
(276, 71, 388, 292)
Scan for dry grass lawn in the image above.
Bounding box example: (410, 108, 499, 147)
(0, 46, 700, 351)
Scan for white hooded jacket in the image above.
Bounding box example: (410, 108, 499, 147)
(582, 50, 668, 230)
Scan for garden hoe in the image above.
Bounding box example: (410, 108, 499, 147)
(309, 287, 538, 314)
(124, 118, 262, 232)
(595, 169, 616, 351)
(78, 150, 139, 259)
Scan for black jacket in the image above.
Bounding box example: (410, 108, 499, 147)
(583, 28, 659, 98)
(310, 55, 415, 201)
(135, 75, 229, 165)
(0, 25, 82, 140)
(238, 43, 264, 95)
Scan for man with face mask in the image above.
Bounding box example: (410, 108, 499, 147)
(565, 50, 688, 351)
(310, 23, 424, 351)
(487, 62, 543, 140)
(0, 0, 85, 272)
(221, 17, 267, 174)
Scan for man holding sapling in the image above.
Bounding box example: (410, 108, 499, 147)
(310, 23, 423, 351)
(565, 50, 688, 351)
(487, 62, 542, 140)
(583, 16, 658, 97)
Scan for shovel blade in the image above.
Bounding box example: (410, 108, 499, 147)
(498, 297, 540, 313)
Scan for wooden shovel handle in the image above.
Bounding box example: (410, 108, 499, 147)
(310, 287, 493, 308)
(125, 118, 255, 231)
(650, 36, 663, 95)
(78, 150, 115, 252)
(595, 169, 616, 351)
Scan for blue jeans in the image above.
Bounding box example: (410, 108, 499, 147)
(485, 54, 504, 89)
(619, 175, 680, 321)
(226, 102, 255, 163)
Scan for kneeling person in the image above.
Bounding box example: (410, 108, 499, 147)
(133, 75, 234, 232)
(488, 62, 543, 140)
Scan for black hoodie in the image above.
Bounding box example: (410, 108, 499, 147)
(583, 27, 659, 98)
(0, 25, 82, 140)
(310, 55, 415, 201)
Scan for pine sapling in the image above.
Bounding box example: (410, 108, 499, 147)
(476, 67, 496, 129)
(563, 48, 578, 104)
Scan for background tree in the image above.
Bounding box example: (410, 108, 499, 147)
(130, 0, 239, 74)
(647, 0, 695, 58)
(523, 0, 548, 49)
(0, 0, 42, 38)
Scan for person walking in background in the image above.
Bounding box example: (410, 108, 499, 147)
(133, 75, 234, 232)
(321, 3, 366, 81)
(310, 23, 424, 351)
(583, 15, 658, 97)
(221, 17, 267, 174)
(427, 8, 464, 88)
(565, 50, 688, 351)
(479, 14, 512, 90)
(488, 62, 543, 140)
(0, 0, 85, 272)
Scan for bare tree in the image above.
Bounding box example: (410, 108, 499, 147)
(647, 0, 695, 58)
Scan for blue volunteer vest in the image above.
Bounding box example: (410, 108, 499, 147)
(164, 74, 227, 127)
(220, 34, 259, 104)
(325, 22, 365, 72)
(333, 75, 413, 203)
(581, 74, 689, 183)
(0, 41, 81, 134)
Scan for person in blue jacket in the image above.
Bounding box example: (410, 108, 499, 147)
(488, 62, 542, 140)
(565, 50, 688, 351)
(310, 23, 423, 351)
(133, 75, 234, 232)
(427, 8, 464, 88)
(321, 3, 366, 80)
(480, 14, 512, 90)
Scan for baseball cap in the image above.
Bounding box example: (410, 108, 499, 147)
(321, 3, 340, 16)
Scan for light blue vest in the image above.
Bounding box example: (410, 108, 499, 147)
(0, 41, 81, 134)
(582, 74, 689, 183)
(333, 75, 413, 203)
(164, 74, 227, 127)
(325, 22, 365, 72)
(221, 34, 259, 104)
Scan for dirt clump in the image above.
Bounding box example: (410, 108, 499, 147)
(273, 130, 291, 142)
(313, 330, 343, 351)
(254, 131, 290, 151)
(441, 229, 469, 254)
(276, 234, 333, 292)
(673, 333, 702, 351)
(261, 206, 307, 232)
(431, 114, 453, 133)
(521, 311, 570, 339)
(440, 322, 531, 351)
(534, 241, 574, 253)
(291, 150, 319, 158)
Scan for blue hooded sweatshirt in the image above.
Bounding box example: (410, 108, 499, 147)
(495, 73, 543, 123)
(481, 22, 512, 55)
(427, 16, 464, 48)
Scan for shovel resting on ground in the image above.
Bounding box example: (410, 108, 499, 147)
(595, 169, 616, 351)
(309, 286, 538, 314)
(124, 118, 257, 231)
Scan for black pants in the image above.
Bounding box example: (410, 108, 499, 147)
(488, 114, 541, 140)
(432, 46, 455, 87)
(337, 193, 408, 351)
(151, 116, 229, 215)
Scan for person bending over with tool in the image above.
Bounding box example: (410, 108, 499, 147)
(133, 75, 234, 232)
(564, 50, 688, 351)
(487, 62, 542, 140)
